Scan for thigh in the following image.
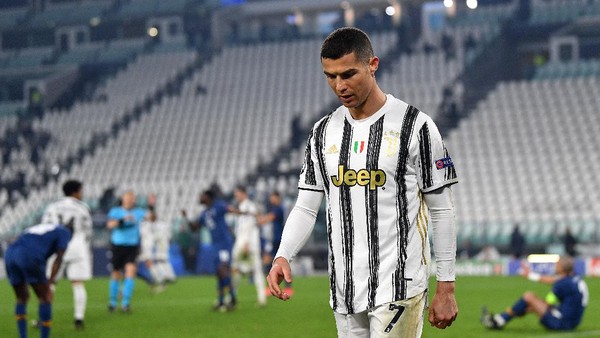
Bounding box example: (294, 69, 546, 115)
(112, 245, 136, 271)
(540, 308, 572, 330)
(5, 249, 26, 286)
(65, 254, 92, 281)
(369, 291, 427, 338)
(334, 311, 370, 338)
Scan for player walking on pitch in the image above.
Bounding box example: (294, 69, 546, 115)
(183, 189, 237, 311)
(42, 180, 92, 329)
(266, 27, 459, 337)
(230, 186, 267, 307)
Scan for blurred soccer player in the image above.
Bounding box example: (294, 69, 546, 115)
(231, 186, 266, 307)
(5, 222, 73, 338)
(42, 180, 92, 329)
(257, 191, 292, 296)
(138, 206, 176, 290)
(266, 27, 459, 337)
(183, 189, 236, 311)
(482, 256, 588, 331)
(106, 190, 146, 312)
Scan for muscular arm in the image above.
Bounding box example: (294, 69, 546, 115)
(181, 210, 201, 232)
(107, 219, 120, 230)
(48, 250, 66, 285)
(424, 186, 458, 329)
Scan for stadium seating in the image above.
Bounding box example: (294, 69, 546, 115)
(444, 76, 600, 245)
(535, 59, 600, 79)
(378, 51, 461, 118)
(27, 1, 112, 28)
(529, 0, 600, 25)
(0, 0, 598, 255)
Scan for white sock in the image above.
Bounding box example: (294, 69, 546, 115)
(494, 314, 506, 327)
(73, 283, 87, 321)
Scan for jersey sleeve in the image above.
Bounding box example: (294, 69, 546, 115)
(414, 115, 458, 193)
(107, 207, 122, 221)
(298, 124, 326, 192)
(42, 203, 57, 224)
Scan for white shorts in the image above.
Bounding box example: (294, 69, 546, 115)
(47, 248, 92, 282)
(334, 291, 427, 338)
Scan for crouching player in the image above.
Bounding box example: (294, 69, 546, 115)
(5, 222, 73, 338)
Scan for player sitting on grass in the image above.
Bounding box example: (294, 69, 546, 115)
(481, 256, 588, 331)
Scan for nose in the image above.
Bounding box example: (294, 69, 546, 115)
(335, 78, 347, 93)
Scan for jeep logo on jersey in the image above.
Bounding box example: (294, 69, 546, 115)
(331, 165, 386, 190)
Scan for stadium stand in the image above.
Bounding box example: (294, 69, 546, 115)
(445, 76, 600, 246)
(0, 0, 599, 258)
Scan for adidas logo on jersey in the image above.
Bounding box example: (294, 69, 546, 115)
(326, 144, 339, 154)
(331, 165, 386, 190)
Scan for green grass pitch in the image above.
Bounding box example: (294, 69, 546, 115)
(1, 275, 598, 337)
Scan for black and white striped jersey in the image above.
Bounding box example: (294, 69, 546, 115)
(299, 94, 458, 314)
(42, 196, 92, 260)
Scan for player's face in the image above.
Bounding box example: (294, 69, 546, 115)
(234, 190, 244, 203)
(269, 194, 280, 206)
(122, 192, 136, 209)
(322, 52, 378, 113)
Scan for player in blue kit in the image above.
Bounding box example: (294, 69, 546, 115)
(183, 189, 236, 311)
(106, 190, 147, 312)
(5, 222, 73, 338)
(482, 256, 588, 331)
(257, 191, 292, 296)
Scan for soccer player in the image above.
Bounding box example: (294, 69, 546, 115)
(138, 206, 176, 289)
(481, 256, 588, 331)
(257, 191, 292, 296)
(106, 190, 146, 312)
(231, 186, 267, 307)
(5, 221, 73, 338)
(42, 179, 92, 329)
(183, 189, 236, 311)
(137, 208, 161, 289)
(266, 27, 459, 337)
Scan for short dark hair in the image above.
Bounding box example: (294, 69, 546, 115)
(202, 189, 216, 200)
(62, 180, 82, 196)
(320, 27, 374, 64)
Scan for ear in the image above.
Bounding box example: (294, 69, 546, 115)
(369, 56, 379, 76)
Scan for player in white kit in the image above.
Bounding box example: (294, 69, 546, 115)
(231, 186, 267, 307)
(139, 207, 176, 288)
(42, 180, 92, 330)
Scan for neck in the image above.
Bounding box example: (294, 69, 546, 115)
(348, 88, 387, 120)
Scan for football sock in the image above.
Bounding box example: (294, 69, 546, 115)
(149, 265, 161, 284)
(73, 283, 87, 320)
(509, 297, 527, 317)
(15, 303, 26, 338)
(39, 303, 52, 338)
(122, 278, 135, 307)
(222, 276, 236, 303)
(217, 277, 226, 305)
(109, 279, 120, 307)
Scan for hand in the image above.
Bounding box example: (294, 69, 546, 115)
(266, 257, 293, 301)
(428, 281, 458, 329)
(520, 261, 530, 277)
